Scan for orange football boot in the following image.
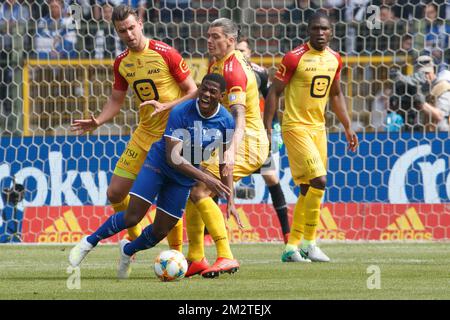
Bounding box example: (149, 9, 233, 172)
(185, 257, 210, 277)
(201, 257, 239, 278)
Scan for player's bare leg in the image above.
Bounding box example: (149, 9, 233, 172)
(108, 174, 143, 240)
(262, 169, 290, 244)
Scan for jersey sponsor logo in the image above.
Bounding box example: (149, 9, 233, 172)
(124, 147, 139, 159)
(37, 209, 84, 243)
(126, 72, 135, 77)
(310, 75, 331, 98)
(277, 63, 287, 77)
(380, 207, 432, 240)
(147, 68, 161, 75)
(305, 67, 317, 72)
(133, 79, 159, 102)
(179, 59, 189, 73)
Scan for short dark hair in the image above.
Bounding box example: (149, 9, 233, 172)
(238, 36, 252, 48)
(202, 73, 227, 92)
(307, 11, 331, 29)
(112, 4, 139, 24)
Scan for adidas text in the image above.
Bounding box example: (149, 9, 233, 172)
(380, 230, 432, 240)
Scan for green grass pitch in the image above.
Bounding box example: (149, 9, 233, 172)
(0, 242, 449, 300)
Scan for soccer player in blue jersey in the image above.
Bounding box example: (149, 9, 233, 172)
(69, 73, 237, 278)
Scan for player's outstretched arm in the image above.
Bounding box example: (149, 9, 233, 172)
(71, 89, 127, 135)
(329, 80, 358, 152)
(264, 79, 285, 141)
(140, 76, 198, 117)
(165, 137, 231, 198)
(221, 104, 245, 177)
(219, 148, 243, 229)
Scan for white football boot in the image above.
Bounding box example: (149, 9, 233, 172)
(281, 250, 311, 263)
(117, 239, 132, 279)
(69, 236, 94, 267)
(300, 244, 330, 262)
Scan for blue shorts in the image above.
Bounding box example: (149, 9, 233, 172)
(129, 161, 191, 219)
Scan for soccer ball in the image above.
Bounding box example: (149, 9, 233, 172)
(154, 250, 188, 282)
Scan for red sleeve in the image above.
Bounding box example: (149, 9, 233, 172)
(327, 47, 342, 82)
(223, 55, 247, 92)
(334, 53, 343, 82)
(113, 51, 129, 91)
(150, 40, 190, 83)
(275, 50, 303, 84)
(222, 55, 248, 107)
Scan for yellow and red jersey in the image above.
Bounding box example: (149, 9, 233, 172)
(275, 42, 342, 131)
(208, 50, 265, 135)
(113, 39, 190, 150)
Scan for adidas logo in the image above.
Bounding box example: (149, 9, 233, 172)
(380, 207, 432, 240)
(38, 210, 84, 243)
(316, 207, 346, 240)
(227, 208, 260, 243)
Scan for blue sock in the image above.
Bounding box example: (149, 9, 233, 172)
(87, 212, 127, 246)
(124, 224, 159, 256)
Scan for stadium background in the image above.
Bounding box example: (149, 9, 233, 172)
(0, 0, 449, 243)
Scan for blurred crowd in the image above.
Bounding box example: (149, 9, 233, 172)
(0, 0, 449, 132)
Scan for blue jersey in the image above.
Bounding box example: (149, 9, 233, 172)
(147, 99, 235, 186)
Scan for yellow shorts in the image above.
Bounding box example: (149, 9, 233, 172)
(203, 133, 269, 181)
(113, 134, 161, 180)
(283, 127, 327, 185)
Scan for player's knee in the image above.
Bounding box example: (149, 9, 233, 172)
(107, 187, 126, 205)
(300, 184, 309, 196)
(152, 224, 173, 241)
(189, 185, 210, 203)
(123, 211, 140, 228)
(152, 229, 166, 242)
(310, 176, 327, 190)
(263, 173, 279, 186)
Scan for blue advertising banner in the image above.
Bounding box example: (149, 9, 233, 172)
(0, 135, 128, 210)
(326, 132, 450, 203)
(0, 132, 449, 213)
